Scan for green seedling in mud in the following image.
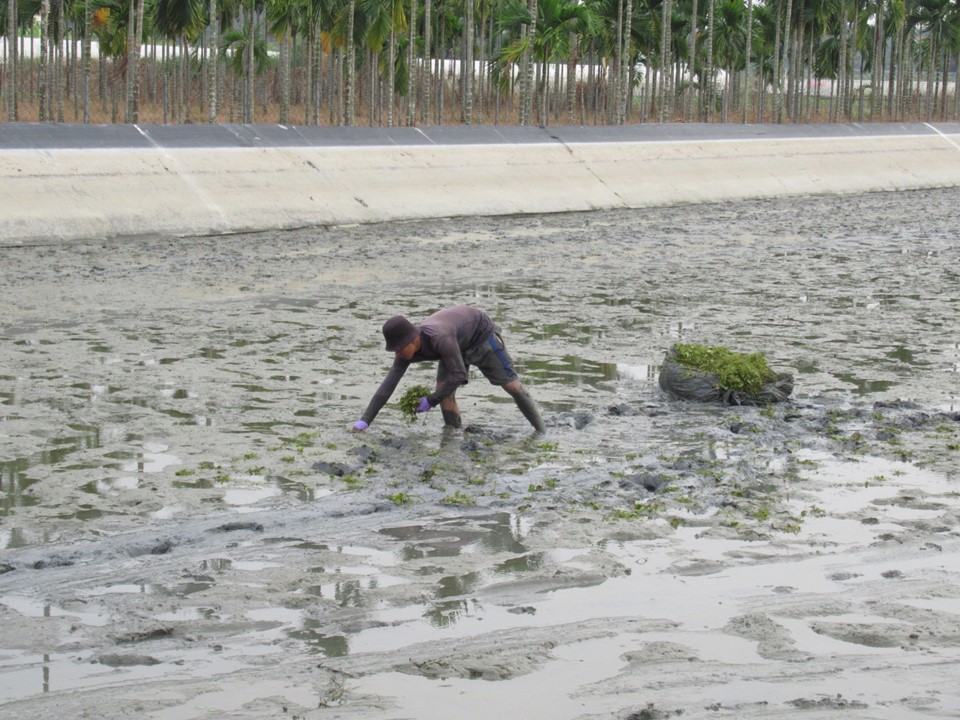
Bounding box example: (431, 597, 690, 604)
(398, 384, 433, 421)
(672, 343, 777, 396)
(606, 500, 663, 521)
(387, 492, 413, 505)
(528, 478, 558, 492)
(340, 474, 363, 488)
(175, 468, 195, 477)
(442, 490, 476, 506)
(285, 432, 320, 452)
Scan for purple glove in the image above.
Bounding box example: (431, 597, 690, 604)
(352, 420, 368, 432)
(416, 397, 431, 413)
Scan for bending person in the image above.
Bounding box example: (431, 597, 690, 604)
(351, 305, 545, 433)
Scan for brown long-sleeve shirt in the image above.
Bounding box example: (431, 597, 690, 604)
(360, 305, 495, 425)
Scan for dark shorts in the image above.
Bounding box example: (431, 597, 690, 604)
(438, 331, 518, 388)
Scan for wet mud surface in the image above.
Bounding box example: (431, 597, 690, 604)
(1, 188, 959, 719)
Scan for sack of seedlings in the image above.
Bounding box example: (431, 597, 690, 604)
(658, 343, 794, 406)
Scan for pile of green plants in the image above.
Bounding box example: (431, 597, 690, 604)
(672, 343, 777, 396)
(398, 384, 433, 421)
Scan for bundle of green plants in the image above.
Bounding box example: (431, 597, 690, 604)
(672, 343, 777, 397)
(398, 384, 434, 422)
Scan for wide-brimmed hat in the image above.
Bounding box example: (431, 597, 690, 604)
(382, 315, 419, 351)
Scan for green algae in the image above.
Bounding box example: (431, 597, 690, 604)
(673, 343, 777, 396)
(398, 384, 433, 421)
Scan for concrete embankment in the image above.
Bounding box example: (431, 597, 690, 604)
(2, 122, 959, 245)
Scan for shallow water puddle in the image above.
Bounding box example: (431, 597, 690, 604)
(0, 638, 282, 703)
(793, 450, 954, 530)
(222, 486, 282, 507)
(0, 595, 109, 626)
(121, 442, 182, 474)
(355, 638, 633, 720)
(379, 512, 530, 559)
(351, 535, 960, 718)
(520, 355, 658, 388)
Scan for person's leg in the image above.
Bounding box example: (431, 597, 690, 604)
(470, 332, 545, 433)
(503, 379, 546, 433)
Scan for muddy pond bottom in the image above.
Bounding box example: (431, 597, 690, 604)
(1, 188, 960, 719)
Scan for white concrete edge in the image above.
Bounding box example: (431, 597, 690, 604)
(2, 131, 959, 246)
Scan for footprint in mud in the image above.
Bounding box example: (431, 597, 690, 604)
(809, 621, 907, 648)
(787, 695, 869, 710)
(724, 613, 811, 661)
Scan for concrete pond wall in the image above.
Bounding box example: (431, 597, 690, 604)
(1, 122, 959, 245)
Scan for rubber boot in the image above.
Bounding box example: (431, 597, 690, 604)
(513, 391, 546, 433)
(441, 408, 462, 429)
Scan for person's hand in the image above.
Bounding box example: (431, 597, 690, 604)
(415, 397, 431, 413)
(352, 420, 368, 432)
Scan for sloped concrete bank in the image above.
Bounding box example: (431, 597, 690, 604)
(1, 121, 959, 244)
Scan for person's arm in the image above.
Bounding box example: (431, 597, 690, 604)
(355, 358, 410, 428)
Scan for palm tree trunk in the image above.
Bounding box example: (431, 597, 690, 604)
(888, 22, 901, 120)
(611, 0, 622, 122)
(939, 43, 949, 120)
(871, 0, 882, 119)
(405, 0, 415, 125)
(704, 0, 712, 121)
(835, 4, 846, 121)
(279, 30, 290, 124)
(849, 1, 859, 119)
(55, 0, 64, 122)
(347, 0, 356, 125)
(659, 0, 672, 122)
(314, 24, 322, 125)
(388, 27, 395, 127)
(521, 0, 537, 125)
(208, 0, 218, 122)
(954, 51, 960, 121)
(183, 37, 192, 122)
(742, 0, 753, 123)
(438, 23, 445, 123)
(125, 0, 135, 121)
(619, 0, 632, 124)
(478, 10, 488, 121)
(39, 0, 49, 121)
(245, 4, 254, 123)
(779, 0, 792, 123)
(423, 0, 431, 124)
(463, 0, 474, 123)
(924, 34, 935, 120)
(82, 0, 90, 122)
(133, 0, 144, 122)
(792, 20, 804, 122)
(687, 0, 698, 121)
(5, 0, 17, 119)
(567, 33, 578, 124)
